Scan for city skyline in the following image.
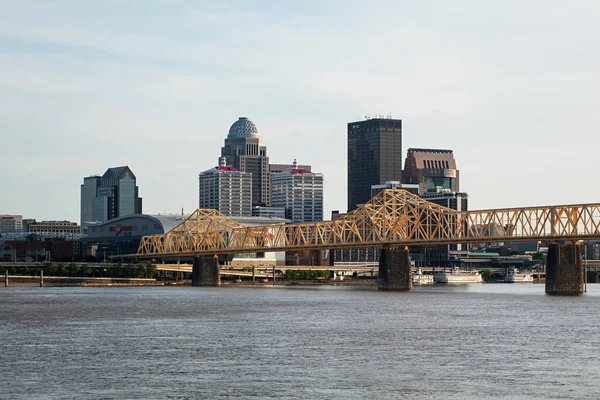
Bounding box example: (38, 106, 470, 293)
(2, 1, 600, 222)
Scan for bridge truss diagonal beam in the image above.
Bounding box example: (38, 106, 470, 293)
(137, 189, 600, 257)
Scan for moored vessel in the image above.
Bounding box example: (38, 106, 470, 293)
(412, 268, 434, 285)
(433, 267, 483, 284)
(505, 267, 534, 283)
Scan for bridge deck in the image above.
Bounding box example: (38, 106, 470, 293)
(137, 189, 600, 258)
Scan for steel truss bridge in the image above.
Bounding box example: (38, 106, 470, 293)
(136, 189, 600, 258)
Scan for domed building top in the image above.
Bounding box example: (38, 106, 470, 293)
(228, 117, 259, 139)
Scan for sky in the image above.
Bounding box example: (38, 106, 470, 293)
(1, 0, 600, 223)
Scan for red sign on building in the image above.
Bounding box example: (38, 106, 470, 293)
(108, 224, 133, 235)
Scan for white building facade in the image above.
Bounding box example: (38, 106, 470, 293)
(199, 158, 252, 217)
(271, 160, 323, 223)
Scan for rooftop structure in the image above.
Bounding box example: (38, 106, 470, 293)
(403, 148, 459, 194)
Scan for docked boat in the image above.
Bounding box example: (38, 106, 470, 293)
(433, 267, 483, 284)
(505, 268, 534, 283)
(412, 268, 434, 285)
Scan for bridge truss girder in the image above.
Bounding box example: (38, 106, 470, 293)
(136, 189, 600, 257)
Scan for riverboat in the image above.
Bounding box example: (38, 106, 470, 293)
(433, 268, 483, 284)
(505, 268, 534, 283)
(412, 268, 434, 285)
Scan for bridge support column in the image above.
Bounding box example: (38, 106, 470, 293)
(545, 243, 584, 296)
(192, 256, 220, 287)
(4, 270, 7, 288)
(252, 265, 256, 282)
(40, 270, 43, 287)
(378, 246, 412, 291)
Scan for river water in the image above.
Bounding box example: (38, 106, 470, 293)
(1, 284, 599, 399)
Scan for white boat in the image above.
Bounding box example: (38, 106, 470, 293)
(412, 268, 434, 285)
(505, 268, 534, 283)
(433, 267, 483, 284)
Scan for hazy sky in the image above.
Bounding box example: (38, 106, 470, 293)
(2, 1, 600, 223)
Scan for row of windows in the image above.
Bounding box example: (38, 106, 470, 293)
(424, 159, 450, 169)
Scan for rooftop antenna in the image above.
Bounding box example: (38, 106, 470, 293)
(181, 206, 184, 216)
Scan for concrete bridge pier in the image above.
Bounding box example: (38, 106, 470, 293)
(192, 256, 220, 287)
(378, 246, 412, 291)
(545, 242, 584, 296)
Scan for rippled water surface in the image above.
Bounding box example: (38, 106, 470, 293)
(1, 284, 599, 399)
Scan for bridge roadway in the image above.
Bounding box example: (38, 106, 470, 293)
(136, 189, 600, 258)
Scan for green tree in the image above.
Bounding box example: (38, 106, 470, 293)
(482, 269, 494, 281)
(532, 252, 545, 261)
(285, 270, 298, 280)
(145, 264, 157, 278)
(22, 266, 30, 275)
(57, 263, 67, 276)
(0, 264, 5, 274)
(67, 263, 80, 277)
(80, 264, 92, 276)
(47, 262, 58, 276)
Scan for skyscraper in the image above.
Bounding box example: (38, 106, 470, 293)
(402, 148, 465, 267)
(199, 157, 252, 217)
(347, 118, 402, 211)
(271, 160, 324, 223)
(221, 117, 270, 206)
(402, 148, 460, 194)
(80, 166, 142, 233)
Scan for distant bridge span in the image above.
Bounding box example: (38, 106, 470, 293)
(137, 189, 600, 258)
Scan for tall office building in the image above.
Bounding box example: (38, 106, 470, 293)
(221, 117, 270, 206)
(271, 160, 324, 223)
(347, 118, 402, 211)
(0, 215, 23, 234)
(199, 157, 252, 217)
(80, 166, 142, 233)
(403, 148, 459, 194)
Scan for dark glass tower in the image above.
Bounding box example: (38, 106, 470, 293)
(347, 118, 402, 211)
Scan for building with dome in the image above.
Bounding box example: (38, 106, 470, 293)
(221, 117, 270, 206)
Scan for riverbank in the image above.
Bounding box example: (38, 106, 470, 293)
(2, 275, 163, 287)
(1, 275, 380, 288)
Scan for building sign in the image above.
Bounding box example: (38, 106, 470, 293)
(109, 224, 133, 236)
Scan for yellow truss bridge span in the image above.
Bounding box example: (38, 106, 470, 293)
(136, 189, 600, 257)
